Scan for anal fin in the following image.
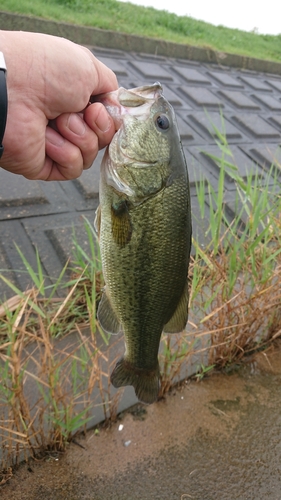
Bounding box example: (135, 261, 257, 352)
(97, 290, 121, 335)
(163, 279, 189, 334)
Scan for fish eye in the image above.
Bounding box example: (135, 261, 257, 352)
(155, 114, 170, 131)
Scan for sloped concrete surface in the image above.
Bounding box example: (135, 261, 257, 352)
(0, 44, 281, 298)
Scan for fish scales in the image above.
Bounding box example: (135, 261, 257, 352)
(100, 177, 188, 361)
(95, 83, 192, 404)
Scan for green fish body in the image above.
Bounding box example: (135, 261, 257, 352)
(95, 83, 192, 404)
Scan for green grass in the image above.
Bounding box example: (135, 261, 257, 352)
(1, 0, 281, 62)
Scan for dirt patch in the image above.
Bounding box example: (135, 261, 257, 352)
(1, 346, 281, 500)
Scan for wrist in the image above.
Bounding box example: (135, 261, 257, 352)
(0, 51, 8, 159)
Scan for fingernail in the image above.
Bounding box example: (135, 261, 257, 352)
(68, 113, 86, 136)
(96, 107, 111, 133)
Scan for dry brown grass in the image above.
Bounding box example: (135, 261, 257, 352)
(0, 284, 123, 470)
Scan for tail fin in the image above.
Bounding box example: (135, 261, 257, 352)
(110, 357, 160, 405)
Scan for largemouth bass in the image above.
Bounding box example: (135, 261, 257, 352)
(95, 83, 192, 404)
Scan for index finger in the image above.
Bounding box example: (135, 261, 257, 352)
(87, 50, 119, 96)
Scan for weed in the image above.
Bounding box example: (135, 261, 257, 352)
(195, 364, 215, 381)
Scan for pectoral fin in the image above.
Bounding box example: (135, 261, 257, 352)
(163, 279, 189, 334)
(111, 201, 132, 247)
(97, 290, 121, 335)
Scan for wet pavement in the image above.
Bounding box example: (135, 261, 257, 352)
(1, 346, 281, 499)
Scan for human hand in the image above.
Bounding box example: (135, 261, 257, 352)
(0, 31, 118, 180)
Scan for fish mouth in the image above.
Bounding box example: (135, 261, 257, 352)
(91, 82, 163, 106)
(91, 82, 163, 129)
(118, 82, 163, 106)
